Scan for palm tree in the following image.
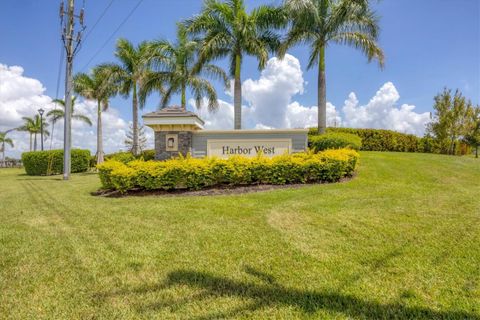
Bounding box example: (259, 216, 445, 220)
(47, 96, 93, 126)
(74, 67, 117, 164)
(185, 0, 286, 129)
(140, 24, 229, 111)
(280, 0, 384, 134)
(98, 39, 151, 156)
(0, 131, 14, 162)
(17, 115, 50, 151)
(17, 118, 34, 151)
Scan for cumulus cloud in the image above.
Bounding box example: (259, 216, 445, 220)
(193, 99, 235, 130)
(0, 63, 141, 158)
(195, 57, 428, 136)
(342, 82, 430, 135)
(243, 54, 304, 128)
(0, 64, 52, 129)
(194, 54, 340, 130)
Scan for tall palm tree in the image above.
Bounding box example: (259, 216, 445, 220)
(47, 96, 93, 126)
(140, 24, 229, 111)
(280, 0, 384, 134)
(98, 39, 151, 156)
(0, 131, 14, 162)
(185, 0, 286, 129)
(74, 67, 117, 164)
(17, 115, 50, 151)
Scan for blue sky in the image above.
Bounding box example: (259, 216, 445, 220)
(1, 0, 478, 110)
(0, 0, 479, 156)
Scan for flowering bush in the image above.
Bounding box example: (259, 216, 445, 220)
(97, 149, 359, 193)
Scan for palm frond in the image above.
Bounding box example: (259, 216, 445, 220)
(331, 31, 384, 68)
(73, 114, 93, 126)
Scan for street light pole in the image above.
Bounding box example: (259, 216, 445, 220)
(38, 108, 45, 151)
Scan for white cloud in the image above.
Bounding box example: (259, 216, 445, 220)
(193, 99, 235, 130)
(285, 101, 341, 128)
(0, 63, 146, 158)
(243, 54, 304, 128)
(342, 82, 430, 135)
(194, 60, 428, 136)
(193, 54, 340, 130)
(0, 64, 52, 129)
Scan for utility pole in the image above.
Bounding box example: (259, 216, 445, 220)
(60, 0, 84, 180)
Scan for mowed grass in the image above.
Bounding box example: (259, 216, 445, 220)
(0, 152, 479, 319)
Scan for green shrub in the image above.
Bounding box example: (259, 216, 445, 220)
(309, 132, 362, 151)
(89, 155, 97, 168)
(97, 149, 360, 193)
(22, 149, 90, 176)
(310, 127, 422, 152)
(140, 149, 156, 161)
(104, 151, 136, 164)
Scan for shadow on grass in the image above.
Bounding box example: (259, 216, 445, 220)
(100, 267, 479, 319)
(16, 171, 97, 180)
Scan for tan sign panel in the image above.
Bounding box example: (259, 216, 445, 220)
(207, 139, 292, 158)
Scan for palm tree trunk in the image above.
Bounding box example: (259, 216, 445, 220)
(34, 133, 37, 151)
(181, 83, 187, 110)
(96, 101, 104, 165)
(132, 82, 139, 156)
(234, 53, 242, 130)
(318, 45, 327, 134)
(29, 133, 32, 151)
(1, 143, 4, 162)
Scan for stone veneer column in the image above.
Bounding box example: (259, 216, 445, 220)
(155, 131, 193, 160)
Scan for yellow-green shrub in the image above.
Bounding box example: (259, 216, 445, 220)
(309, 132, 362, 151)
(97, 149, 360, 193)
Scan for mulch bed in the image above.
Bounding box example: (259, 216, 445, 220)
(91, 175, 355, 198)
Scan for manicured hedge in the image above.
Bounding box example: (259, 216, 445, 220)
(102, 150, 156, 165)
(104, 151, 136, 164)
(309, 132, 362, 151)
(310, 128, 421, 152)
(22, 149, 91, 176)
(97, 149, 359, 193)
(309, 128, 471, 155)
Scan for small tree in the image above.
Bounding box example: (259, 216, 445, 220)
(427, 88, 472, 155)
(125, 124, 147, 153)
(464, 106, 480, 158)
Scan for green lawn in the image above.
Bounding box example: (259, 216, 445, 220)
(0, 152, 479, 319)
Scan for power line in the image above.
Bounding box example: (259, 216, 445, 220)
(79, 0, 144, 72)
(82, 0, 116, 43)
(49, 45, 65, 150)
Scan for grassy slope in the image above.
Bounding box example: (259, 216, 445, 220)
(0, 152, 479, 319)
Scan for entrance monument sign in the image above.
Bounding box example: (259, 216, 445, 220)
(143, 106, 308, 160)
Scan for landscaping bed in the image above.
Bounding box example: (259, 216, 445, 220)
(97, 149, 359, 193)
